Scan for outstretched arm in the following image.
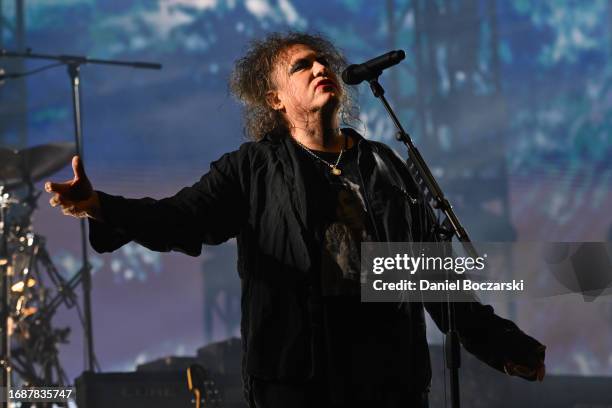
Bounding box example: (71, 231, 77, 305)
(380, 144, 546, 381)
(46, 146, 250, 256)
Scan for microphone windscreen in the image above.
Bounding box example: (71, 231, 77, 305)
(341, 64, 359, 85)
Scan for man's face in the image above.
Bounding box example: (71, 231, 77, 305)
(267, 44, 342, 123)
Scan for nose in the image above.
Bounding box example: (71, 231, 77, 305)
(312, 60, 328, 77)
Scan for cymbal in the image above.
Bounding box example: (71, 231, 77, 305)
(0, 142, 75, 189)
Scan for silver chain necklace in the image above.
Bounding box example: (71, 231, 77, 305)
(294, 134, 346, 176)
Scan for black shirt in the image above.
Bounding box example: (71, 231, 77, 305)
(293, 133, 405, 403)
(296, 135, 374, 296)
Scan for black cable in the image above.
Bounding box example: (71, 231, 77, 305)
(0, 62, 65, 80)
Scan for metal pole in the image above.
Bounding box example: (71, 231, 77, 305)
(15, 0, 27, 149)
(67, 64, 95, 372)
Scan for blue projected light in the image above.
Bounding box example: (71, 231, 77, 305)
(0, 0, 610, 384)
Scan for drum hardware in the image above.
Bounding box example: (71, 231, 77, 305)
(11, 278, 36, 293)
(0, 146, 78, 402)
(0, 143, 75, 191)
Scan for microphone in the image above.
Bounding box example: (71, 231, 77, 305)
(342, 50, 405, 85)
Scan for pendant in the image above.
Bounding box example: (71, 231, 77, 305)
(331, 167, 342, 176)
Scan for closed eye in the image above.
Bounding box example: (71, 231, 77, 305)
(290, 59, 310, 74)
(289, 55, 330, 74)
(317, 56, 329, 66)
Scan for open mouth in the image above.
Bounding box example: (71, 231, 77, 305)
(316, 80, 337, 90)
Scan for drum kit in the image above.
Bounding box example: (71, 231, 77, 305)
(0, 142, 76, 395)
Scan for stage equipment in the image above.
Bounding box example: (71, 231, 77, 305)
(0, 147, 80, 406)
(341, 50, 405, 85)
(344, 50, 487, 408)
(186, 364, 222, 408)
(75, 371, 193, 408)
(0, 48, 162, 384)
(0, 143, 75, 189)
(75, 364, 222, 408)
(137, 338, 246, 407)
(78, 339, 612, 408)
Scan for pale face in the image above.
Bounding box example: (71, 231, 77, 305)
(267, 44, 342, 126)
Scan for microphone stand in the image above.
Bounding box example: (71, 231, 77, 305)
(0, 49, 161, 376)
(366, 77, 480, 408)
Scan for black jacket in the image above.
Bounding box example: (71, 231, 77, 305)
(89, 129, 543, 392)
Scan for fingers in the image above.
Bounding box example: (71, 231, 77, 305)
(44, 156, 86, 193)
(45, 155, 93, 202)
(45, 181, 72, 194)
(72, 155, 87, 181)
(61, 205, 87, 217)
(58, 203, 88, 218)
(505, 360, 546, 382)
(537, 363, 546, 382)
(45, 156, 95, 219)
(49, 194, 60, 208)
(49, 193, 72, 209)
(48, 194, 88, 218)
(508, 362, 534, 377)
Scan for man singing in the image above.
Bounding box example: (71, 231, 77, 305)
(46, 32, 545, 408)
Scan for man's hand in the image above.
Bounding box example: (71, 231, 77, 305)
(45, 155, 102, 220)
(504, 345, 546, 382)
